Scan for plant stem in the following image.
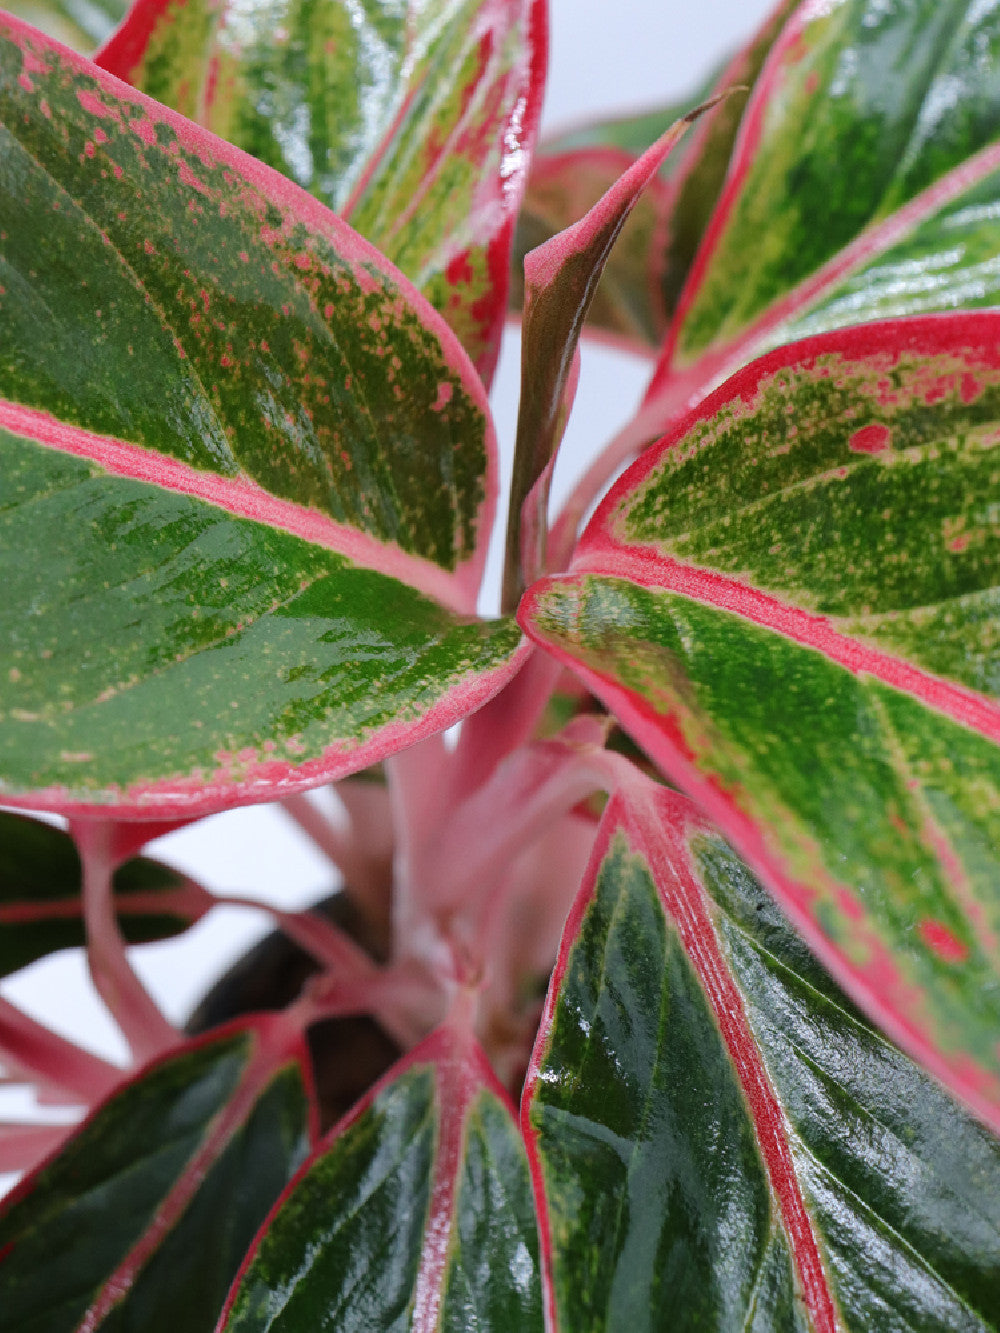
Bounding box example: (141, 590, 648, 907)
(71, 819, 178, 1064)
(0, 994, 121, 1104)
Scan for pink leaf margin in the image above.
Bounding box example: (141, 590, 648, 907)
(0, 10, 501, 610)
(520, 786, 839, 1331)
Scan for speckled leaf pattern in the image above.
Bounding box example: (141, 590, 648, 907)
(96, 0, 546, 384)
(220, 1031, 543, 1332)
(0, 19, 526, 812)
(0, 1022, 312, 1331)
(510, 0, 796, 352)
(520, 315, 1000, 1130)
(655, 0, 1000, 416)
(0, 421, 522, 813)
(0, 810, 205, 976)
(1, 16, 495, 581)
(524, 789, 1000, 1331)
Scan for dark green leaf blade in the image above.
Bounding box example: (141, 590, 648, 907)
(0, 1020, 312, 1331)
(0, 810, 207, 976)
(220, 1029, 543, 1331)
(524, 789, 1000, 1331)
(96, 0, 547, 383)
(521, 315, 1000, 1130)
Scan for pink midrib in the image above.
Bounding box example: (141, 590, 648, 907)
(624, 791, 839, 1332)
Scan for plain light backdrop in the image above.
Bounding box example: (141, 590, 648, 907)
(1, 0, 778, 1094)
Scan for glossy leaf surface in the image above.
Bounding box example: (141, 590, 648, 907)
(0, 1021, 311, 1331)
(510, 0, 795, 352)
(521, 315, 1000, 1129)
(0, 810, 207, 976)
(524, 789, 1000, 1331)
(503, 109, 699, 607)
(97, 0, 547, 384)
(0, 19, 524, 813)
(221, 1029, 543, 1331)
(651, 0, 1000, 421)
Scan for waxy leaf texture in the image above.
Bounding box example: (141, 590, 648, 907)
(522, 314, 1000, 1130)
(511, 0, 796, 353)
(97, 0, 547, 384)
(0, 1022, 312, 1330)
(646, 0, 1000, 426)
(524, 790, 1000, 1330)
(0, 17, 526, 813)
(221, 1030, 543, 1331)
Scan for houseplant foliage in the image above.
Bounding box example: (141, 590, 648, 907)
(1, 0, 1000, 1326)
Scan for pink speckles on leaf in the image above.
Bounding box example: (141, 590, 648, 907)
(431, 382, 454, 413)
(919, 919, 970, 964)
(77, 88, 117, 121)
(848, 422, 891, 454)
(129, 115, 157, 147)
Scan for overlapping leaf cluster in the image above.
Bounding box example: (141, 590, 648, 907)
(1, 0, 1000, 1328)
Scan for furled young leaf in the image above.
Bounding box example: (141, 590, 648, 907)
(0, 810, 209, 976)
(95, 0, 547, 385)
(509, 0, 797, 353)
(502, 107, 704, 609)
(0, 17, 525, 815)
(645, 0, 1000, 430)
(521, 314, 1000, 1130)
(0, 1019, 313, 1330)
(220, 1026, 543, 1331)
(524, 788, 1000, 1331)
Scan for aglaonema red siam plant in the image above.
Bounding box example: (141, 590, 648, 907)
(1, 0, 1000, 1326)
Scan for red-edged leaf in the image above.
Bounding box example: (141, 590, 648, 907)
(510, 0, 797, 354)
(0, 16, 526, 815)
(521, 314, 1000, 1130)
(95, 0, 547, 385)
(502, 107, 708, 609)
(644, 0, 1000, 432)
(524, 786, 1000, 1329)
(219, 1025, 543, 1331)
(0, 1018, 313, 1330)
(0, 810, 210, 976)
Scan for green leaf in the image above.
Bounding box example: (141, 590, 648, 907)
(0, 18, 524, 812)
(221, 1029, 543, 1331)
(96, 0, 547, 384)
(649, 0, 1000, 424)
(524, 789, 1000, 1331)
(0, 810, 207, 977)
(520, 315, 1000, 1130)
(509, 0, 797, 353)
(1, 0, 124, 53)
(0, 1021, 312, 1331)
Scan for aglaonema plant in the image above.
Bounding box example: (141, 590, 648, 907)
(1, 0, 1000, 1326)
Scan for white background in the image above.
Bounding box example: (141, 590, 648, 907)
(1, 0, 777, 1100)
